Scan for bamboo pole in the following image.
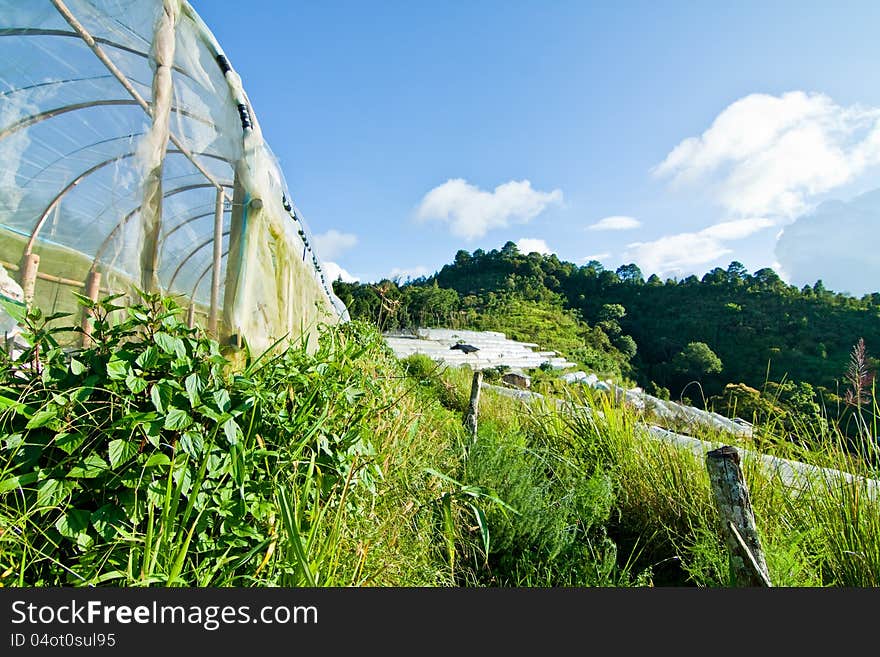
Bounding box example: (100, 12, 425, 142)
(18, 253, 40, 306)
(464, 370, 483, 440)
(706, 445, 772, 587)
(80, 269, 101, 347)
(208, 187, 224, 335)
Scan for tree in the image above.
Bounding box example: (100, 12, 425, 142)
(702, 267, 728, 285)
(751, 267, 783, 291)
(614, 334, 638, 359)
(727, 261, 749, 283)
(672, 342, 723, 377)
(616, 263, 644, 284)
(598, 303, 626, 322)
(501, 241, 519, 257)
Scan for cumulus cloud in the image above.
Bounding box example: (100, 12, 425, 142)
(775, 188, 880, 296)
(655, 91, 880, 218)
(322, 261, 358, 283)
(313, 229, 358, 260)
(587, 215, 641, 231)
(389, 266, 430, 281)
(416, 178, 563, 240)
(623, 217, 774, 278)
(516, 238, 552, 255)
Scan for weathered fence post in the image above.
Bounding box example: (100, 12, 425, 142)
(706, 445, 772, 587)
(464, 369, 483, 440)
(80, 269, 102, 347)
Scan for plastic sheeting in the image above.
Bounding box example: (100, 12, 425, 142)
(0, 0, 348, 352)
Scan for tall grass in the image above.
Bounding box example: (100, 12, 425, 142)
(545, 384, 880, 586)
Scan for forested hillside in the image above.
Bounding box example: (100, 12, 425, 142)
(334, 241, 880, 434)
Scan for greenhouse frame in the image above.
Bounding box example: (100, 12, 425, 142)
(0, 0, 348, 353)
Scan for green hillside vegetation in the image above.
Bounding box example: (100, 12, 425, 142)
(333, 241, 880, 449)
(2, 292, 879, 587)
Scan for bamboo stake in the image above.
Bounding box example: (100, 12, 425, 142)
(18, 253, 40, 306)
(80, 269, 101, 347)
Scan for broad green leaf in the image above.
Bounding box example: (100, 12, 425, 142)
(164, 407, 192, 431)
(3, 433, 23, 450)
(135, 346, 159, 370)
(55, 509, 90, 539)
(0, 393, 31, 416)
(68, 358, 85, 376)
(91, 504, 126, 541)
(222, 417, 240, 445)
(213, 389, 231, 412)
(26, 408, 59, 430)
(54, 432, 86, 455)
(155, 332, 186, 358)
(172, 458, 193, 496)
(125, 373, 149, 395)
(67, 453, 108, 479)
(105, 354, 129, 380)
(144, 453, 171, 468)
(184, 373, 203, 408)
(0, 296, 27, 323)
(143, 420, 162, 448)
(146, 480, 165, 508)
(0, 471, 38, 493)
(108, 439, 138, 468)
(36, 478, 65, 508)
(178, 430, 204, 458)
(150, 383, 165, 413)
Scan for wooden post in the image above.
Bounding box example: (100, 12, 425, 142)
(19, 253, 40, 306)
(186, 303, 196, 329)
(706, 445, 771, 587)
(208, 186, 224, 336)
(80, 269, 102, 347)
(464, 369, 483, 440)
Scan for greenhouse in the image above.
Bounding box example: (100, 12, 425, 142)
(0, 0, 348, 353)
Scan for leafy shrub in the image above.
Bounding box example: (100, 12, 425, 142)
(0, 293, 385, 585)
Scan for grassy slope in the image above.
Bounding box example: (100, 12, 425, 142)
(1, 298, 878, 587)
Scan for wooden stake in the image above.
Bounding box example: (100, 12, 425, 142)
(186, 303, 196, 329)
(80, 269, 102, 347)
(464, 369, 483, 440)
(706, 445, 772, 587)
(19, 253, 40, 306)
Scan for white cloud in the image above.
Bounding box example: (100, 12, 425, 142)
(415, 178, 563, 240)
(389, 266, 430, 281)
(313, 229, 358, 260)
(700, 217, 775, 240)
(775, 188, 880, 296)
(322, 261, 358, 283)
(623, 217, 774, 277)
(580, 252, 611, 264)
(587, 215, 641, 231)
(516, 238, 552, 255)
(654, 91, 880, 218)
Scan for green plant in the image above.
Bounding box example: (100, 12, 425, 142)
(0, 294, 408, 586)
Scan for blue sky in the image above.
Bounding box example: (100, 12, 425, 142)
(193, 1, 880, 295)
